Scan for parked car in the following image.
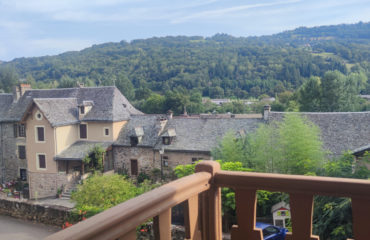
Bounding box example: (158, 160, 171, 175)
(256, 222, 288, 240)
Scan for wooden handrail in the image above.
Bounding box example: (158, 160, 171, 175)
(45, 171, 212, 240)
(45, 161, 370, 240)
(214, 170, 370, 198)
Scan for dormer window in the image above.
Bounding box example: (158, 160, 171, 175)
(80, 106, 85, 115)
(162, 137, 171, 145)
(130, 136, 139, 146)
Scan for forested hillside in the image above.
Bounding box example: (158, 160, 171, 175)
(1, 22, 370, 103)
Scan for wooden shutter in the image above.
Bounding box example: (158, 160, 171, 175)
(130, 159, 138, 175)
(37, 127, 44, 141)
(18, 146, 26, 159)
(38, 154, 46, 169)
(80, 124, 87, 139)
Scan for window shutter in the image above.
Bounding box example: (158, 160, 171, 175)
(37, 127, 44, 141)
(13, 124, 18, 138)
(80, 124, 87, 139)
(38, 155, 46, 169)
(18, 146, 26, 159)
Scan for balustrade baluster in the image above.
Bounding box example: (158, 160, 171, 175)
(231, 189, 263, 240)
(184, 195, 201, 240)
(153, 209, 172, 240)
(285, 193, 319, 240)
(351, 197, 370, 240)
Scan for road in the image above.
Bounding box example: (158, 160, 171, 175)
(0, 215, 60, 240)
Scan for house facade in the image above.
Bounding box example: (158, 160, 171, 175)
(0, 84, 142, 198)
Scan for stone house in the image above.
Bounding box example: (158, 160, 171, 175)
(0, 84, 142, 198)
(113, 113, 263, 177)
(265, 109, 370, 158)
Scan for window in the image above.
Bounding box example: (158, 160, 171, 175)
(130, 159, 138, 175)
(36, 126, 45, 142)
(80, 124, 87, 139)
(18, 145, 26, 159)
(14, 124, 26, 138)
(20, 169, 27, 181)
(130, 136, 139, 146)
(18, 124, 26, 137)
(80, 106, 85, 114)
(37, 154, 46, 169)
(162, 156, 169, 167)
(104, 127, 109, 136)
(162, 137, 171, 145)
(35, 111, 43, 120)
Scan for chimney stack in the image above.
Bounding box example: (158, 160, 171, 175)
(167, 110, 173, 119)
(13, 83, 31, 102)
(263, 105, 271, 121)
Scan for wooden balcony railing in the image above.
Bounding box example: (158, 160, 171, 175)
(45, 161, 370, 240)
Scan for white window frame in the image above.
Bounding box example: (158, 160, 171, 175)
(103, 127, 110, 137)
(35, 125, 45, 143)
(79, 123, 88, 139)
(36, 153, 47, 170)
(35, 110, 43, 120)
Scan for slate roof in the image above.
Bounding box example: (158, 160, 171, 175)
(33, 98, 79, 127)
(268, 111, 370, 157)
(1, 86, 142, 123)
(155, 117, 263, 153)
(0, 94, 13, 122)
(55, 141, 113, 161)
(114, 115, 167, 147)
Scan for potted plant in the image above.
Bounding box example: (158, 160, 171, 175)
(56, 188, 63, 198)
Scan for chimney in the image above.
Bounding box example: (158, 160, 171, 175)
(76, 81, 84, 88)
(19, 83, 31, 96)
(13, 83, 32, 102)
(263, 105, 271, 121)
(167, 110, 173, 119)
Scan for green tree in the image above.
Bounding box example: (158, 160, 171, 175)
(0, 67, 18, 92)
(71, 174, 157, 218)
(299, 77, 322, 111)
(141, 93, 165, 114)
(116, 73, 135, 100)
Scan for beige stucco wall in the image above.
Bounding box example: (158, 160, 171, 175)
(112, 121, 127, 141)
(26, 107, 57, 174)
(80, 122, 114, 141)
(55, 124, 79, 154)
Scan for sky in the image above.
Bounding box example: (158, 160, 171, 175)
(0, 0, 370, 61)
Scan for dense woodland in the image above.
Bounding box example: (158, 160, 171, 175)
(1, 22, 370, 113)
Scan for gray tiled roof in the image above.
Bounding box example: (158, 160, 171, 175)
(1, 86, 142, 122)
(34, 98, 78, 127)
(55, 141, 113, 160)
(114, 114, 167, 147)
(268, 111, 370, 157)
(0, 94, 13, 121)
(155, 117, 263, 153)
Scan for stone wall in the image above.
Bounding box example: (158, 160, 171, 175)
(113, 146, 211, 177)
(113, 146, 155, 176)
(28, 171, 78, 199)
(0, 122, 27, 183)
(0, 197, 69, 226)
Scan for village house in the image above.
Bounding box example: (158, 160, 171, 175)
(1, 84, 370, 199)
(0, 84, 142, 198)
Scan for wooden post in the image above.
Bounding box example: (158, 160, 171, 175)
(195, 161, 222, 240)
(153, 209, 172, 240)
(351, 197, 370, 240)
(231, 189, 263, 240)
(184, 195, 201, 240)
(285, 193, 319, 240)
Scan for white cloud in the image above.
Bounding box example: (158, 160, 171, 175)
(171, 0, 302, 23)
(29, 38, 93, 52)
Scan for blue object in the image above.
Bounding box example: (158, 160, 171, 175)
(255, 222, 288, 240)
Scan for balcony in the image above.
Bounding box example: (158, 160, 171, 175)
(46, 161, 370, 240)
